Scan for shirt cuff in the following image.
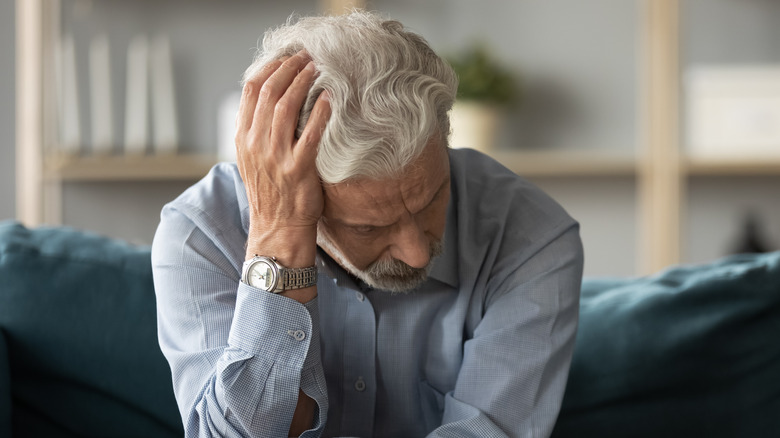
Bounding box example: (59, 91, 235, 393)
(228, 282, 320, 371)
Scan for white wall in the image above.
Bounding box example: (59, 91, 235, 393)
(530, 176, 637, 277)
(0, 0, 15, 221)
(686, 177, 780, 266)
(373, 0, 640, 155)
(62, 181, 196, 245)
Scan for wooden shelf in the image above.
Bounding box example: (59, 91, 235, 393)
(486, 149, 638, 177)
(685, 156, 780, 176)
(46, 150, 640, 181)
(45, 154, 218, 182)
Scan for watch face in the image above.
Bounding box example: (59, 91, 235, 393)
(248, 259, 277, 291)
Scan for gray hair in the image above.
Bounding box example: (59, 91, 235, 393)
(242, 11, 458, 184)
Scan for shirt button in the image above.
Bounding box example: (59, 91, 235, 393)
(354, 377, 366, 392)
(355, 291, 365, 302)
(288, 330, 306, 341)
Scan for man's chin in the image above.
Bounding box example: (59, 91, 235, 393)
(338, 247, 442, 294)
(316, 226, 443, 294)
(355, 270, 430, 295)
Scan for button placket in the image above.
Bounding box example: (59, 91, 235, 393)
(340, 285, 377, 435)
(354, 377, 366, 392)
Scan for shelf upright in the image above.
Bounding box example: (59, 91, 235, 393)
(17, 0, 65, 225)
(16, 0, 46, 226)
(320, 0, 366, 15)
(638, 0, 683, 274)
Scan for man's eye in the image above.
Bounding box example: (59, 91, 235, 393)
(352, 225, 376, 234)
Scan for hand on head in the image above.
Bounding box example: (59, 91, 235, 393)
(236, 50, 331, 267)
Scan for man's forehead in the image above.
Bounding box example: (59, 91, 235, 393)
(322, 145, 450, 224)
(323, 173, 423, 216)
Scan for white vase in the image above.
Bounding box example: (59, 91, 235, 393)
(449, 101, 501, 152)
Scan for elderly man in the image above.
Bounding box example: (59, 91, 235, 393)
(152, 11, 583, 438)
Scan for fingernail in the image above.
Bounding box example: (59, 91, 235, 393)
(304, 61, 315, 72)
(320, 90, 330, 101)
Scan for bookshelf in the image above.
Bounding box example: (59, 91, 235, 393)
(16, 0, 780, 274)
(45, 154, 218, 182)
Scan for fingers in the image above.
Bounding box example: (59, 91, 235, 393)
(271, 61, 319, 149)
(295, 91, 331, 164)
(236, 58, 284, 136)
(236, 50, 324, 174)
(252, 52, 312, 142)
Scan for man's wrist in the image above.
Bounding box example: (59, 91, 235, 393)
(245, 222, 318, 303)
(245, 223, 317, 267)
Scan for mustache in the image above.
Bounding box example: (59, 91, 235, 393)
(365, 239, 444, 279)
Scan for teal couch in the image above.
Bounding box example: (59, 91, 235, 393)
(0, 222, 182, 437)
(1, 221, 779, 437)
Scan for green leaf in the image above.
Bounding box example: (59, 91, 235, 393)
(446, 44, 520, 105)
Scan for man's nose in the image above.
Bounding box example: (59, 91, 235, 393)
(389, 218, 430, 269)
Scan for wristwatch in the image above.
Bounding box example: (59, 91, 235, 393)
(241, 255, 318, 293)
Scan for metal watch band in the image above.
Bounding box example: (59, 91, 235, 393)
(282, 266, 318, 290)
(241, 255, 317, 292)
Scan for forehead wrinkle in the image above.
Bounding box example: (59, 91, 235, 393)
(325, 143, 449, 226)
(398, 151, 449, 215)
(359, 181, 404, 224)
(398, 173, 427, 216)
(329, 178, 405, 227)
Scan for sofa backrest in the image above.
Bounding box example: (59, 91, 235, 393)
(4, 220, 780, 437)
(0, 221, 182, 437)
(553, 250, 780, 437)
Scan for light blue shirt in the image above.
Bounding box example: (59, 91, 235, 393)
(152, 148, 583, 437)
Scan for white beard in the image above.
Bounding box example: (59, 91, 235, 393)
(316, 225, 442, 294)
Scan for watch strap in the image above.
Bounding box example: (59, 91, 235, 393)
(282, 265, 318, 290)
(241, 255, 317, 292)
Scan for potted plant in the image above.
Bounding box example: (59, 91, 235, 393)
(447, 45, 520, 152)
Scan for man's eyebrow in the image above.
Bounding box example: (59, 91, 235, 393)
(422, 177, 449, 208)
(402, 175, 450, 217)
(338, 177, 449, 229)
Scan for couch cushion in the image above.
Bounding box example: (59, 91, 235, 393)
(0, 330, 10, 437)
(0, 221, 182, 437)
(552, 251, 780, 437)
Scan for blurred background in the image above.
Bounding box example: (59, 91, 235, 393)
(3, 0, 780, 277)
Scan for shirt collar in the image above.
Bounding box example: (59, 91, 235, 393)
(427, 186, 459, 289)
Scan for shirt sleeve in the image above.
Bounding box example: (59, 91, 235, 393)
(152, 204, 328, 437)
(428, 223, 583, 438)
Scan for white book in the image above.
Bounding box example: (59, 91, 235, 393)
(89, 34, 114, 155)
(686, 65, 780, 158)
(124, 35, 149, 156)
(150, 35, 179, 155)
(57, 34, 81, 155)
